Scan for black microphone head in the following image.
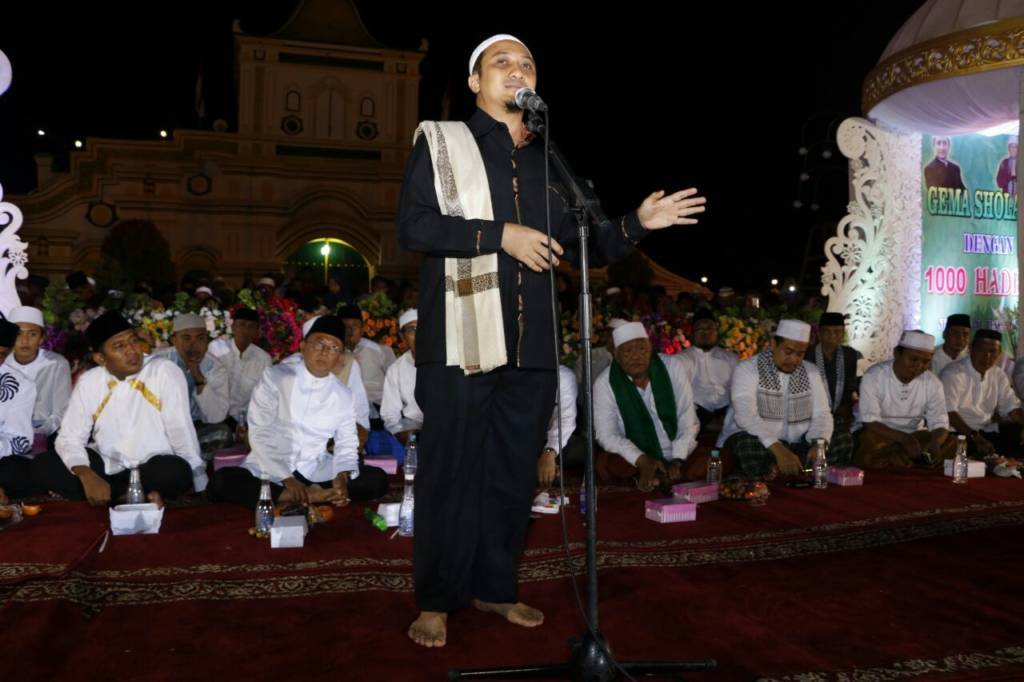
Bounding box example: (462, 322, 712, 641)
(513, 87, 536, 109)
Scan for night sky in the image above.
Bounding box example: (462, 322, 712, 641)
(0, 1, 922, 291)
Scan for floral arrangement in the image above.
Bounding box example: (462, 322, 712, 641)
(358, 291, 406, 353)
(641, 314, 692, 355)
(121, 293, 230, 349)
(39, 285, 95, 354)
(236, 289, 304, 361)
(717, 315, 771, 360)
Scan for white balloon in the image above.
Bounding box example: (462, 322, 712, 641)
(0, 50, 11, 96)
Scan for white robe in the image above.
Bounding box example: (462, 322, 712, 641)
(4, 349, 71, 435)
(0, 365, 36, 458)
(207, 337, 272, 421)
(594, 354, 699, 465)
(857, 361, 949, 433)
(241, 359, 360, 484)
(718, 357, 834, 448)
(55, 357, 207, 491)
(380, 352, 423, 434)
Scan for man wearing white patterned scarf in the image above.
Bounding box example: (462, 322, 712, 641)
(718, 319, 846, 478)
(397, 33, 708, 648)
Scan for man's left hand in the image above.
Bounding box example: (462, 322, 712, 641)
(637, 188, 706, 230)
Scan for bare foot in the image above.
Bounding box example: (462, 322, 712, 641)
(408, 611, 447, 648)
(146, 491, 165, 509)
(473, 599, 544, 627)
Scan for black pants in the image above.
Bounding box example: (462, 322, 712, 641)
(413, 364, 556, 612)
(30, 448, 194, 502)
(965, 423, 1023, 458)
(210, 465, 389, 507)
(0, 456, 38, 499)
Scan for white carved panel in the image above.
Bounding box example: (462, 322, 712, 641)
(821, 117, 922, 365)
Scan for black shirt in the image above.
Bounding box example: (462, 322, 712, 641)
(396, 108, 647, 370)
(811, 343, 861, 417)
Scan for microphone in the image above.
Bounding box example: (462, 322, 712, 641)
(514, 87, 548, 113)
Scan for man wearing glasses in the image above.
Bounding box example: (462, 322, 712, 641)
(211, 315, 388, 507)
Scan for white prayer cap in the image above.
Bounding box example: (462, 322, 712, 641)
(898, 330, 935, 352)
(612, 321, 648, 348)
(87, 277, 96, 286)
(607, 317, 628, 330)
(256, 277, 276, 287)
(172, 313, 206, 333)
(776, 319, 811, 343)
(7, 305, 44, 328)
(469, 34, 528, 75)
(302, 315, 321, 339)
(398, 309, 418, 330)
(605, 287, 622, 296)
(195, 286, 213, 296)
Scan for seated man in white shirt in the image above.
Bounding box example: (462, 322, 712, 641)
(538, 365, 577, 488)
(932, 313, 971, 376)
(941, 328, 1024, 457)
(594, 322, 701, 491)
(211, 315, 388, 507)
(0, 319, 39, 502)
(381, 309, 423, 443)
(4, 306, 72, 437)
(718, 319, 843, 479)
(339, 304, 396, 422)
(282, 315, 371, 435)
(155, 313, 232, 451)
(854, 331, 955, 468)
(31, 312, 207, 505)
(207, 307, 272, 426)
(677, 308, 737, 436)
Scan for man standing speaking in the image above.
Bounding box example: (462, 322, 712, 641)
(397, 33, 707, 648)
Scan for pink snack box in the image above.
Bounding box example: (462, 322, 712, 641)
(365, 456, 399, 475)
(644, 498, 697, 524)
(827, 466, 864, 486)
(671, 481, 719, 503)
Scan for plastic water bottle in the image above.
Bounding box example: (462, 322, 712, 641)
(398, 434, 417, 537)
(706, 449, 722, 485)
(255, 475, 274, 533)
(812, 438, 829, 489)
(953, 435, 969, 485)
(126, 466, 145, 504)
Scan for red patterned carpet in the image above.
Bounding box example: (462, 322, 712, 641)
(2, 469, 1023, 681)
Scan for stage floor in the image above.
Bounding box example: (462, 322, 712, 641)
(2, 469, 1023, 681)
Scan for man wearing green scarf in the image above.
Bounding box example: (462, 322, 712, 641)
(594, 322, 701, 491)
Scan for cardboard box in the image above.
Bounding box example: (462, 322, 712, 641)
(644, 498, 697, 524)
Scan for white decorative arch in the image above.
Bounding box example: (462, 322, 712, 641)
(0, 49, 27, 317)
(821, 117, 922, 365)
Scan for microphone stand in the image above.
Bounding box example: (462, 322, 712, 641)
(449, 109, 717, 681)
